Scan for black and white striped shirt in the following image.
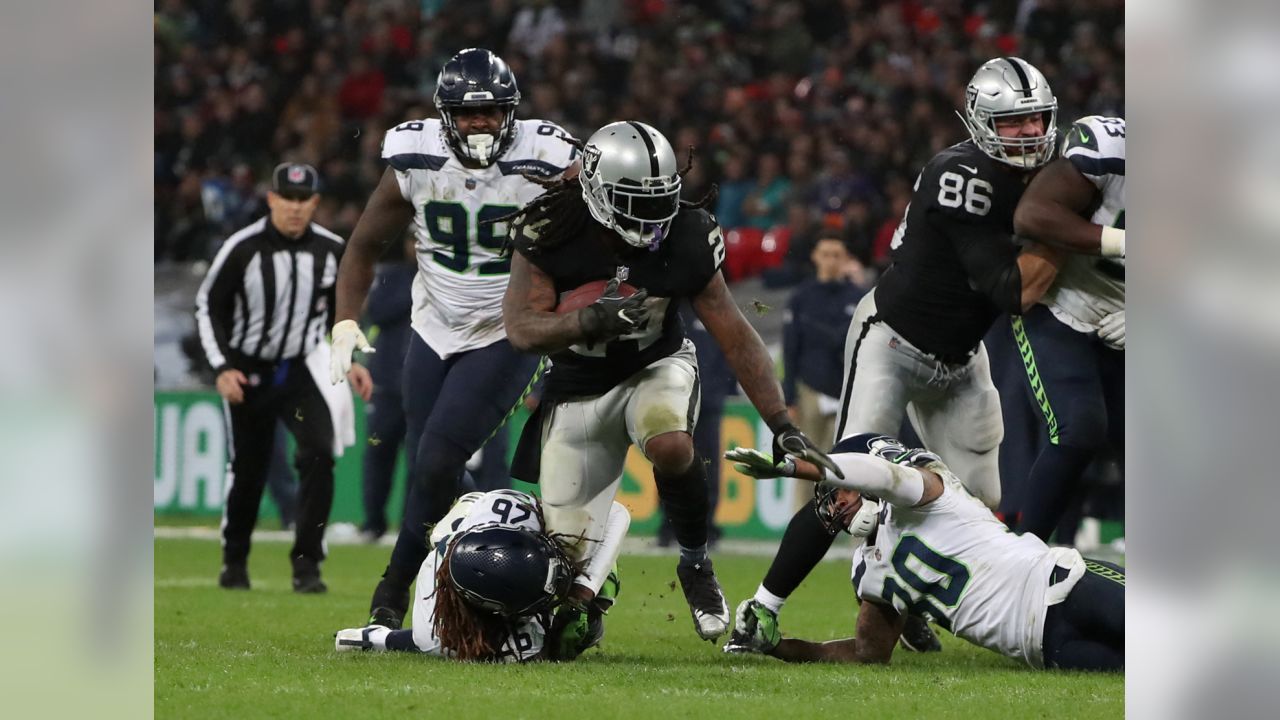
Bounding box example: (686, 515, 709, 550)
(195, 217, 346, 374)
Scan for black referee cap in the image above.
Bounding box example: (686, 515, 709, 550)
(272, 162, 320, 199)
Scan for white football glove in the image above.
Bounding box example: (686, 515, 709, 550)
(330, 319, 375, 385)
(724, 447, 795, 479)
(1098, 311, 1125, 350)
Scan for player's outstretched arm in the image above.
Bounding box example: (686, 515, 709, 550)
(768, 601, 902, 664)
(335, 168, 415, 323)
(727, 447, 942, 507)
(694, 273, 844, 477)
(1013, 157, 1110, 256)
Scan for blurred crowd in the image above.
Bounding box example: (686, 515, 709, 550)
(155, 0, 1124, 276)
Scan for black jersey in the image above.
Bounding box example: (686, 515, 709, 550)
(875, 141, 1032, 359)
(514, 206, 724, 399)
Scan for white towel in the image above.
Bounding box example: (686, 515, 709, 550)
(304, 341, 356, 457)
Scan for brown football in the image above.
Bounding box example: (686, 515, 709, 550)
(554, 280, 638, 314)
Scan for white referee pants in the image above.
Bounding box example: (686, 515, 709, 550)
(832, 290, 1004, 509)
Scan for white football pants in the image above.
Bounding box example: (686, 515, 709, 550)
(832, 290, 1004, 509)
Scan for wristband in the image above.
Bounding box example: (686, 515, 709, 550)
(1100, 226, 1125, 258)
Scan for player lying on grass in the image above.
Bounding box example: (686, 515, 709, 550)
(335, 489, 626, 662)
(722, 434, 1124, 671)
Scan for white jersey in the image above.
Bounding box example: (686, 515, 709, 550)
(410, 490, 549, 662)
(381, 118, 578, 357)
(851, 472, 1084, 669)
(1041, 115, 1126, 333)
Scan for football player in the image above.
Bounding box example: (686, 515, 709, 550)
(728, 57, 1067, 654)
(500, 120, 840, 642)
(1010, 116, 1126, 540)
(328, 48, 578, 629)
(724, 435, 1124, 671)
(335, 489, 628, 662)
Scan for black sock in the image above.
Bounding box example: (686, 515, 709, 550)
(653, 457, 710, 552)
(1017, 444, 1095, 541)
(761, 499, 837, 598)
(385, 629, 418, 652)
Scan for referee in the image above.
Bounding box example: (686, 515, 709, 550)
(195, 162, 372, 593)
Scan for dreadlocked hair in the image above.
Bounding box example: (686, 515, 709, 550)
(676, 144, 719, 211)
(430, 499, 590, 662)
(482, 142, 718, 256)
(431, 540, 503, 661)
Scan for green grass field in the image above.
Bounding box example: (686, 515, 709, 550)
(156, 536, 1123, 719)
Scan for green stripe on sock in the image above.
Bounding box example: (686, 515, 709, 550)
(1011, 316, 1060, 445)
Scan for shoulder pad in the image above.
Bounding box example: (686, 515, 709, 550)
(915, 144, 1001, 220)
(381, 118, 449, 172)
(671, 206, 717, 234)
(926, 142, 997, 180)
(669, 207, 725, 273)
(508, 201, 556, 256)
(1063, 116, 1125, 178)
(499, 120, 579, 178)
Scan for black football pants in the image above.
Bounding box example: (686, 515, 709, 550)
(221, 359, 335, 568)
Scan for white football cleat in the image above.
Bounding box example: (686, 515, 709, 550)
(334, 625, 388, 652)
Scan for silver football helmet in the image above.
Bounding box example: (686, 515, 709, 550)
(579, 121, 682, 248)
(959, 57, 1058, 168)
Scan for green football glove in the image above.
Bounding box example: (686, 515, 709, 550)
(547, 601, 591, 662)
(723, 599, 780, 654)
(724, 447, 795, 479)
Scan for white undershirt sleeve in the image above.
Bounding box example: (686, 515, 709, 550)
(821, 453, 926, 508)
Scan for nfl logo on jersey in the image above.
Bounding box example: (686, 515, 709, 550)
(465, 178, 477, 190)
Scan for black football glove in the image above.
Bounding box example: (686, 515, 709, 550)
(578, 279, 652, 342)
(772, 423, 845, 479)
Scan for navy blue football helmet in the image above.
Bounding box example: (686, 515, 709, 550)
(448, 525, 573, 618)
(830, 433, 941, 468)
(814, 434, 940, 534)
(433, 48, 520, 166)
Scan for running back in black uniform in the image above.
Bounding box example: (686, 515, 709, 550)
(876, 140, 1029, 360)
(502, 120, 837, 645)
(512, 207, 722, 400)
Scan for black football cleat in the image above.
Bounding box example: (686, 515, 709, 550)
(292, 557, 328, 594)
(368, 606, 404, 630)
(899, 613, 942, 652)
(676, 559, 730, 641)
(218, 563, 250, 590)
(368, 574, 411, 628)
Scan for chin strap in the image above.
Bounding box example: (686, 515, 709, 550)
(848, 499, 881, 540)
(646, 223, 664, 251)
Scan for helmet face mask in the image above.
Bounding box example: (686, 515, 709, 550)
(447, 525, 573, 618)
(434, 48, 520, 166)
(579, 122, 683, 249)
(959, 57, 1058, 169)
